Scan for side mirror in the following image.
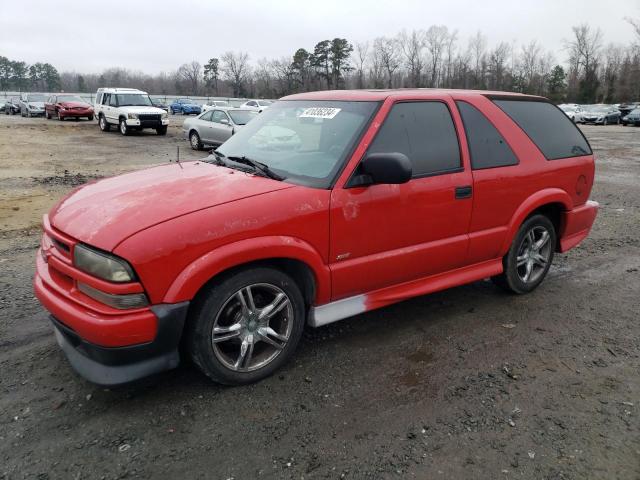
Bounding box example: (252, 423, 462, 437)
(220, 118, 230, 125)
(349, 152, 412, 187)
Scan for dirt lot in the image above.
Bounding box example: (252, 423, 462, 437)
(0, 113, 639, 480)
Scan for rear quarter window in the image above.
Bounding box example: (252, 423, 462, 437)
(492, 99, 592, 160)
(456, 101, 518, 169)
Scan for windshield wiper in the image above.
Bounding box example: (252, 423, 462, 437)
(226, 156, 285, 181)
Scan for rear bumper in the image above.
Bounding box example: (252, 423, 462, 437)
(50, 302, 188, 386)
(559, 200, 599, 252)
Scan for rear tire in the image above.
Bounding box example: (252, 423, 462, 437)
(492, 214, 556, 294)
(186, 267, 306, 385)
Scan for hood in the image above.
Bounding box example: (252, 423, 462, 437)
(60, 101, 91, 108)
(49, 161, 293, 251)
(28, 102, 45, 108)
(117, 105, 166, 115)
(180, 103, 199, 108)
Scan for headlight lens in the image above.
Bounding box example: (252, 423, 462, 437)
(127, 113, 138, 119)
(161, 112, 168, 119)
(78, 282, 148, 309)
(74, 244, 135, 282)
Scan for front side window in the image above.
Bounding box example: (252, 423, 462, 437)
(27, 94, 46, 102)
(212, 110, 228, 123)
(102, 94, 110, 105)
(368, 101, 461, 177)
(492, 99, 592, 160)
(199, 110, 213, 121)
(456, 101, 518, 170)
(109, 95, 118, 107)
(216, 100, 379, 188)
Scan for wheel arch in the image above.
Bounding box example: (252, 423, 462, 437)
(499, 189, 572, 256)
(162, 236, 331, 307)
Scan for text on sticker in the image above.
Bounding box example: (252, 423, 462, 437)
(299, 107, 341, 119)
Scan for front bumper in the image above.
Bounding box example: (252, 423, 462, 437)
(125, 118, 169, 127)
(34, 223, 189, 385)
(50, 302, 188, 386)
(27, 109, 45, 116)
(59, 108, 93, 118)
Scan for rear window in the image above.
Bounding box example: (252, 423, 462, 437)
(492, 99, 592, 160)
(456, 101, 518, 170)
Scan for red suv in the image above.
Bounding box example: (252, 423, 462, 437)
(34, 90, 598, 386)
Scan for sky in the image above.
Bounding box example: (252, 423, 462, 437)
(1, 0, 639, 74)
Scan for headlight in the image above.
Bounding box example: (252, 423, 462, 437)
(161, 112, 168, 119)
(74, 244, 135, 282)
(127, 113, 139, 119)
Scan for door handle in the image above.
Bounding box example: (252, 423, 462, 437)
(455, 185, 472, 199)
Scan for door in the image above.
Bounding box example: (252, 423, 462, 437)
(197, 110, 215, 143)
(329, 100, 473, 300)
(106, 94, 118, 122)
(210, 110, 234, 144)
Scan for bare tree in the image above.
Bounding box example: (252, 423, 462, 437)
(353, 42, 369, 89)
(443, 29, 458, 87)
(488, 42, 511, 90)
(398, 29, 425, 87)
(373, 36, 401, 88)
(221, 51, 250, 97)
(177, 61, 201, 94)
(424, 25, 449, 87)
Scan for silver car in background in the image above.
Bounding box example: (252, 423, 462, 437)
(558, 104, 584, 123)
(201, 100, 230, 112)
(19, 93, 47, 117)
(183, 108, 258, 150)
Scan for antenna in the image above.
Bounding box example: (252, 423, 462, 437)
(176, 145, 183, 169)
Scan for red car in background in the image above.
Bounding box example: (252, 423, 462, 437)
(45, 94, 94, 121)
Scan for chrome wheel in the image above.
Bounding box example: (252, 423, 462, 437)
(212, 283, 293, 372)
(516, 226, 552, 284)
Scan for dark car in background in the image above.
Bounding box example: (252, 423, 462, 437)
(622, 108, 640, 126)
(4, 97, 22, 114)
(151, 97, 169, 112)
(581, 104, 621, 125)
(618, 102, 640, 117)
(45, 94, 94, 121)
(170, 99, 201, 115)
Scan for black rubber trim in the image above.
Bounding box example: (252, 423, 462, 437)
(50, 301, 189, 386)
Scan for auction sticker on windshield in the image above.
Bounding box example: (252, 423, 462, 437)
(299, 107, 341, 119)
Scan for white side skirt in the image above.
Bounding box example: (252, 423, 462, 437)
(308, 294, 367, 328)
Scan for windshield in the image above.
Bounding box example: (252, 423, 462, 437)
(257, 100, 273, 107)
(216, 100, 379, 188)
(116, 94, 152, 106)
(583, 105, 609, 113)
(58, 95, 85, 103)
(28, 94, 46, 102)
(559, 105, 575, 112)
(229, 110, 258, 125)
(630, 109, 640, 115)
(215, 101, 229, 106)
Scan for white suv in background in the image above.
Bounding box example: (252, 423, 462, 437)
(94, 88, 169, 135)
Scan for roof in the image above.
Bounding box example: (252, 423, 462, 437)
(281, 88, 545, 102)
(96, 88, 147, 94)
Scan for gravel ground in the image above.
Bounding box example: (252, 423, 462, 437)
(0, 114, 639, 480)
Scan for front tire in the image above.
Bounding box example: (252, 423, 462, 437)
(57, 110, 63, 121)
(186, 267, 306, 385)
(492, 214, 556, 294)
(99, 115, 110, 132)
(88, 114, 94, 121)
(119, 118, 129, 136)
(156, 125, 167, 135)
(189, 130, 202, 150)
